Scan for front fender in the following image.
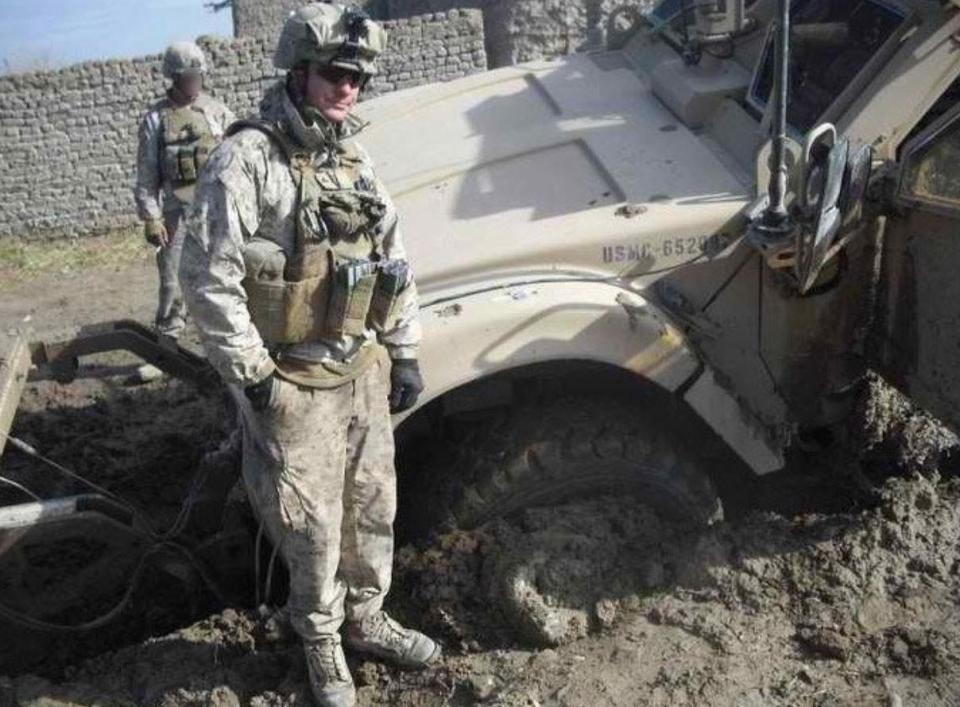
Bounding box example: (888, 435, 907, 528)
(404, 280, 783, 475)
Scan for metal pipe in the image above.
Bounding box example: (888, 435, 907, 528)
(0, 494, 135, 531)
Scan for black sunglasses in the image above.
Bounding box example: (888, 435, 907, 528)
(317, 65, 367, 88)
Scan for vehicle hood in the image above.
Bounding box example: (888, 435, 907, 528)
(355, 52, 750, 298)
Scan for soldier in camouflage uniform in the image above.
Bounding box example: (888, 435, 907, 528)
(179, 6, 437, 706)
(135, 42, 235, 344)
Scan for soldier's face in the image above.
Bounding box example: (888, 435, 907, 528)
(305, 63, 361, 124)
(176, 73, 202, 102)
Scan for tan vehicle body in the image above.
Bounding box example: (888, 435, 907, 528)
(3, 0, 960, 546)
(4, 0, 960, 637)
(354, 0, 960, 477)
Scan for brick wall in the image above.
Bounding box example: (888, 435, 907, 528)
(385, 0, 653, 67)
(232, 0, 385, 42)
(0, 11, 485, 241)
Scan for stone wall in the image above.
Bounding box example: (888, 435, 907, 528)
(372, 10, 486, 93)
(0, 11, 485, 241)
(232, 0, 384, 42)
(385, 0, 653, 67)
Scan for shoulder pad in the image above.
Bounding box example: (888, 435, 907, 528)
(225, 119, 296, 161)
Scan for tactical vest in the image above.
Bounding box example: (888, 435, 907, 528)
(228, 119, 412, 389)
(162, 103, 217, 204)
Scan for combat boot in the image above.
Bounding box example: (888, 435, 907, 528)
(304, 635, 355, 707)
(343, 611, 441, 669)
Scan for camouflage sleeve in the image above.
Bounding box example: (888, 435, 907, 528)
(134, 110, 163, 222)
(215, 100, 237, 136)
(361, 146, 422, 361)
(223, 105, 237, 131)
(179, 138, 276, 387)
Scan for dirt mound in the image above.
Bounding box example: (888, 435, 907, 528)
(392, 474, 960, 705)
(857, 373, 960, 476)
(7, 473, 959, 706)
(4, 368, 960, 705)
(0, 374, 234, 676)
(395, 498, 693, 650)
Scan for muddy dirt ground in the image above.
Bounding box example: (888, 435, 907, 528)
(2, 262, 960, 706)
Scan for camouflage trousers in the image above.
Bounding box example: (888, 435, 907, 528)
(156, 208, 187, 339)
(235, 356, 397, 639)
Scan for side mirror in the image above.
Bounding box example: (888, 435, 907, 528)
(795, 125, 847, 292)
(794, 134, 874, 293)
(748, 121, 875, 293)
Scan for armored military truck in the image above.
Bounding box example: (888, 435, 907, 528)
(2, 0, 960, 625)
(350, 0, 960, 528)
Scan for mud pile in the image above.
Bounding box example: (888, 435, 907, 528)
(3, 373, 960, 705)
(5, 473, 959, 706)
(395, 498, 692, 650)
(0, 374, 233, 676)
(394, 475, 960, 705)
(856, 373, 960, 476)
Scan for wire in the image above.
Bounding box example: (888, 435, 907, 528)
(1, 430, 206, 541)
(0, 474, 42, 502)
(254, 520, 264, 608)
(0, 540, 225, 633)
(0, 430, 233, 633)
(264, 539, 281, 606)
(1, 430, 227, 564)
(0, 545, 157, 633)
(1, 431, 137, 516)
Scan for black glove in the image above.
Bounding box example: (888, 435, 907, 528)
(389, 359, 423, 413)
(244, 373, 278, 412)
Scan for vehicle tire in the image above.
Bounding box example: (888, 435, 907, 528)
(445, 396, 723, 529)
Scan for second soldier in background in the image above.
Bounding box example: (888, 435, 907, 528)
(135, 42, 234, 353)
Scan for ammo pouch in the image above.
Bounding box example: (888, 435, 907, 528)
(326, 259, 378, 337)
(368, 259, 411, 333)
(242, 239, 334, 345)
(163, 104, 216, 201)
(175, 142, 212, 184)
(243, 247, 412, 344)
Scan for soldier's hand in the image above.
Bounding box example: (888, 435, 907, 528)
(244, 373, 279, 412)
(144, 219, 169, 248)
(389, 359, 423, 413)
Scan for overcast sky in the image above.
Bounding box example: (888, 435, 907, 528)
(0, 0, 234, 72)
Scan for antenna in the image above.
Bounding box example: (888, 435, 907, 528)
(748, 0, 795, 245)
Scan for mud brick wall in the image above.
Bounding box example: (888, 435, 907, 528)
(386, 0, 655, 67)
(232, 0, 385, 41)
(0, 12, 485, 241)
(231, 0, 311, 40)
(369, 10, 487, 93)
(0, 37, 279, 241)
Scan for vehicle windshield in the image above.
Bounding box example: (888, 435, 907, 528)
(748, 0, 908, 131)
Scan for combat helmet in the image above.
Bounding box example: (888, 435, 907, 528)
(162, 41, 208, 79)
(273, 3, 386, 76)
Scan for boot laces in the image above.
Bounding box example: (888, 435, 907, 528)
(309, 637, 349, 683)
(365, 612, 410, 652)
